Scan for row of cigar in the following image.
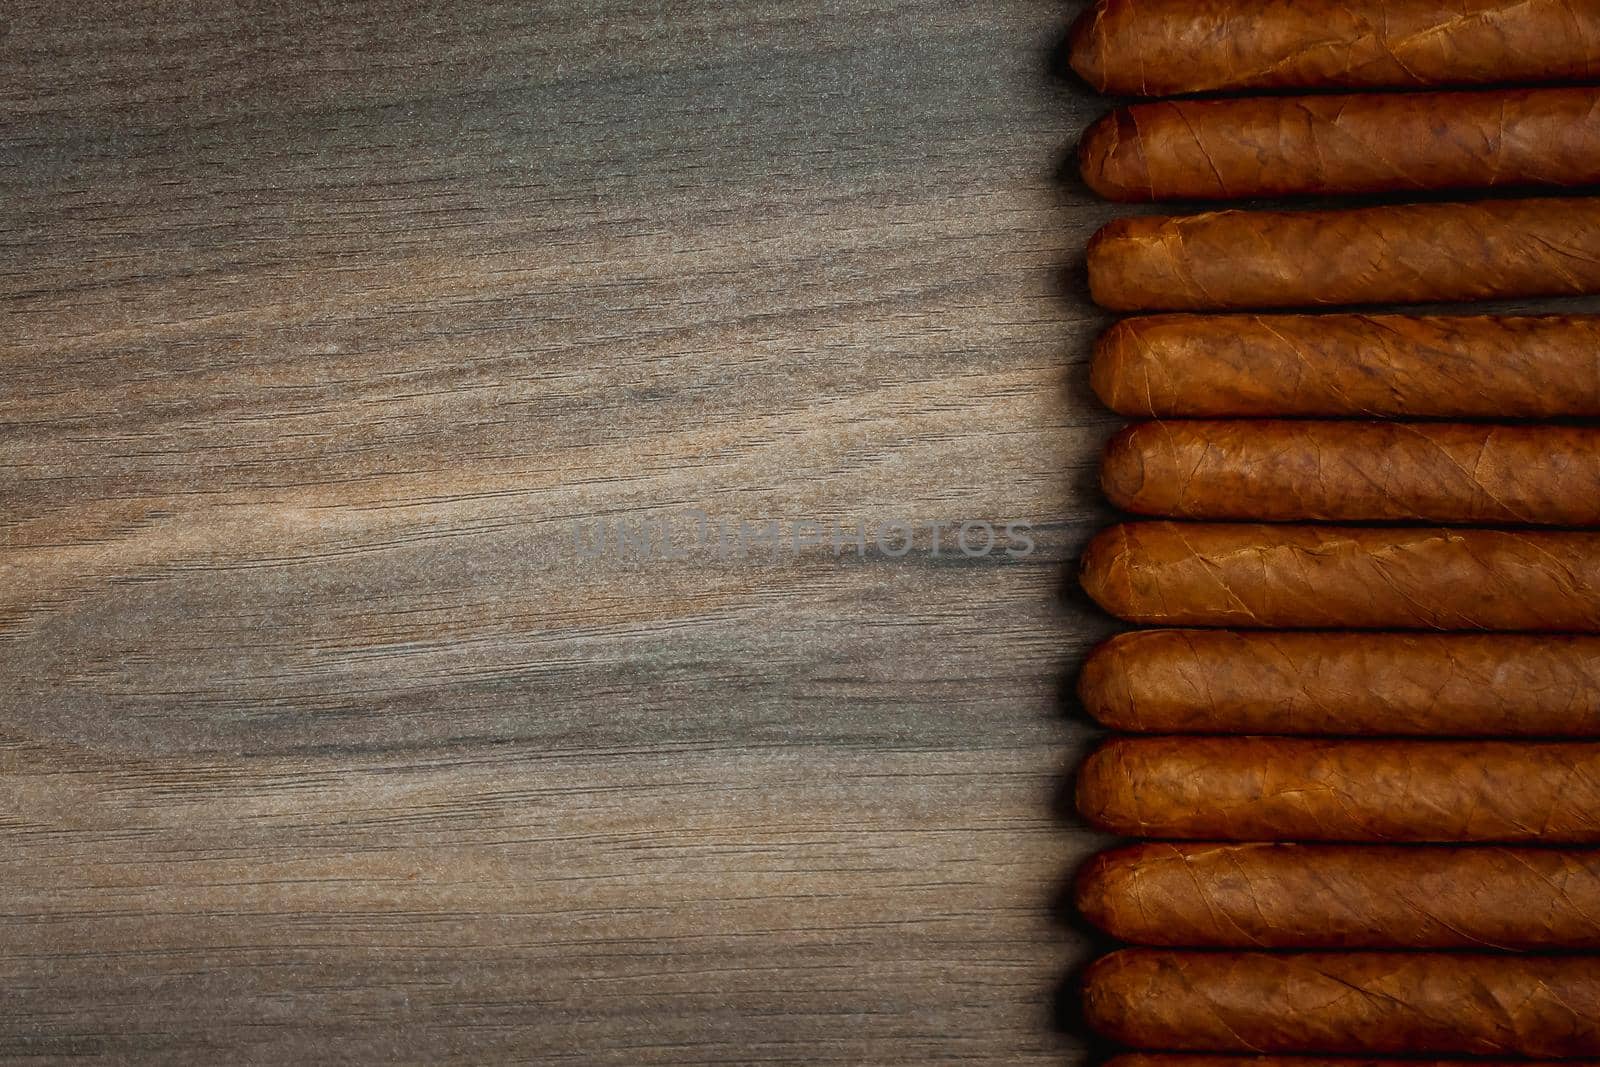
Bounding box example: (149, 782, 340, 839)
(1066, 0, 1600, 1062)
(1073, 0, 1600, 314)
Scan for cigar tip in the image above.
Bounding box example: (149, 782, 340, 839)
(1066, 3, 1110, 92)
(1100, 423, 1148, 512)
(1080, 943, 1129, 983)
(1078, 108, 1150, 202)
(1079, 948, 1144, 1039)
(1085, 218, 1144, 311)
(1071, 850, 1120, 933)
(1074, 738, 1129, 832)
(1084, 217, 1125, 263)
(1076, 844, 1177, 943)
(1078, 523, 1135, 617)
(1076, 631, 1139, 729)
(1089, 319, 1144, 416)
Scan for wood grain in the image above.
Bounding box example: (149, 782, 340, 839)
(2, 2, 1116, 1062)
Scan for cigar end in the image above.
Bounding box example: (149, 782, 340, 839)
(1078, 108, 1151, 202)
(1077, 631, 1140, 729)
(1072, 849, 1122, 935)
(1076, 843, 1180, 944)
(1074, 738, 1129, 833)
(1079, 948, 1146, 1044)
(1085, 218, 1144, 311)
(1066, 3, 1111, 93)
(1099, 423, 1149, 512)
(1078, 523, 1135, 618)
(1090, 319, 1157, 416)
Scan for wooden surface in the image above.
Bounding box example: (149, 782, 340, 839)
(1, 3, 1121, 1062)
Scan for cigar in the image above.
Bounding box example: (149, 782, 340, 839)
(1077, 842, 1600, 949)
(1086, 198, 1600, 311)
(1076, 736, 1600, 842)
(1106, 1058, 1600, 1067)
(1080, 522, 1600, 631)
(1079, 88, 1600, 201)
(1083, 949, 1600, 1056)
(1068, 0, 1600, 96)
(1091, 314, 1600, 419)
(1078, 630, 1600, 737)
(1101, 420, 1600, 525)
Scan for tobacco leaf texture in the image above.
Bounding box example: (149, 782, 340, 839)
(1069, 0, 1600, 96)
(1090, 313, 1600, 418)
(1079, 88, 1600, 201)
(1076, 841, 1600, 949)
(1077, 629, 1600, 736)
(1079, 521, 1600, 631)
(1075, 736, 1600, 842)
(1100, 419, 1600, 526)
(1085, 198, 1600, 311)
(1083, 949, 1600, 1056)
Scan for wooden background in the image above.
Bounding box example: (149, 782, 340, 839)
(1, 2, 1123, 1062)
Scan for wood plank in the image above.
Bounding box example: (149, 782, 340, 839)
(3, 1, 1112, 1062)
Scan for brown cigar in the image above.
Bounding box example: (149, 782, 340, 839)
(1080, 522, 1600, 631)
(1091, 314, 1600, 419)
(1077, 842, 1600, 949)
(1068, 0, 1600, 96)
(1083, 949, 1600, 1056)
(1086, 198, 1600, 311)
(1101, 420, 1600, 525)
(1076, 736, 1600, 842)
(1079, 88, 1600, 201)
(1078, 630, 1600, 737)
(1106, 1058, 1600, 1067)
